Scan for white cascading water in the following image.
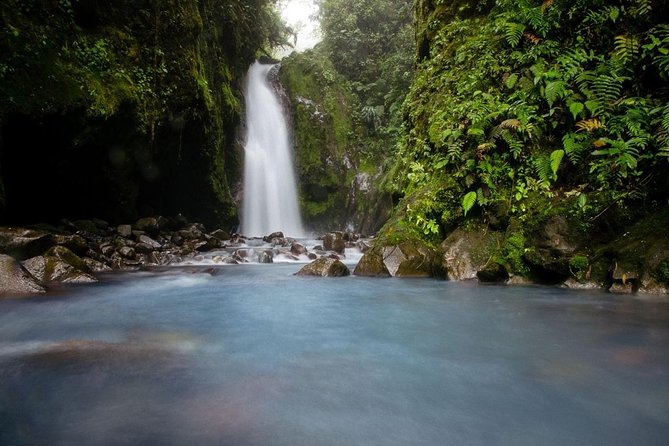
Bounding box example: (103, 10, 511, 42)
(241, 61, 304, 237)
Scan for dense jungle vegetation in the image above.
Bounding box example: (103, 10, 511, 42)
(390, 0, 669, 243)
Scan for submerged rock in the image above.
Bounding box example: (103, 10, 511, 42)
(0, 254, 46, 296)
(296, 257, 350, 277)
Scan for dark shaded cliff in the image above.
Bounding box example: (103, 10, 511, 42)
(0, 0, 284, 229)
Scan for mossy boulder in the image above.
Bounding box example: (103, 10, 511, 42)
(441, 226, 503, 280)
(587, 208, 669, 294)
(354, 238, 444, 278)
(296, 257, 350, 277)
(353, 249, 391, 277)
(24, 246, 97, 284)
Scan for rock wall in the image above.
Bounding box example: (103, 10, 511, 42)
(279, 49, 392, 234)
(0, 0, 277, 229)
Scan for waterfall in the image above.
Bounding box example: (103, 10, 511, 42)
(241, 61, 304, 238)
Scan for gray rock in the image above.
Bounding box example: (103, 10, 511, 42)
(117, 224, 133, 237)
(138, 235, 162, 250)
(209, 229, 231, 241)
(323, 232, 346, 254)
(0, 227, 54, 260)
(291, 243, 307, 255)
(1, 254, 46, 296)
(118, 246, 136, 260)
(257, 250, 274, 263)
(28, 246, 97, 283)
(135, 217, 160, 236)
(296, 257, 350, 277)
(441, 227, 503, 281)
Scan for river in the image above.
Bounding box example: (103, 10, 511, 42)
(1, 263, 668, 445)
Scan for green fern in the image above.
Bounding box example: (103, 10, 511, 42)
(614, 35, 640, 64)
(563, 132, 591, 163)
(534, 154, 554, 183)
(504, 22, 526, 47)
(550, 149, 565, 177)
(544, 80, 567, 107)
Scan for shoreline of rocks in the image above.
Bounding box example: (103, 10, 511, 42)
(0, 217, 367, 297)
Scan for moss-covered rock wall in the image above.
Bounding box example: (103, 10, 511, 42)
(0, 0, 279, 228)
(279, 49, 392, 234)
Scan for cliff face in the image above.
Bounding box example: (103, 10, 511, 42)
(0, 0, 277, 228)
(279, 49, 392, 235)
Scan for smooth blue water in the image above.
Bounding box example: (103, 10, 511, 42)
(1, 264, 668, 445)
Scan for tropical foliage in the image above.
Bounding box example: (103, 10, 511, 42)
(390, 0, 669, 240)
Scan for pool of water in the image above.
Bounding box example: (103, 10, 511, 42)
(1, 264, 668, 445)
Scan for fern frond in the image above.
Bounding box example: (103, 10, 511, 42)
(614, 35, 640, 64)
(563, 132, 591, 163)
(447, 140, 465, 161)
(591, 74, 624, 105)
(544, 80, 567, 107)
(524, 6, 549, 37)
(504, 22, 526, 47)
(502, 132, 524, 160)
(576, 118, 604, 132)
(633, 0, 651, 17)
(500, 118, 521, 130)
(534, 155, 554, 183)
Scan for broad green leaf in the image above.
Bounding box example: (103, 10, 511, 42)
(462, 191, 477, 216)
(577, 193, 587, 209)
(569, 102, 584, 119)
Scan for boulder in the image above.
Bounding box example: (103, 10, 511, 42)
(355, 238, 444, 278)
(118, 246, 136, 260)
(134, 217, 160, 236)
(25, 246, 97, 283)
(263, 231, 284, 243)
(257, 250, 274, 263)
(0, 227, 54, 260)
(52, 233, 88, 255)
(296, 258, 350, 277)
(477, 262, 510, 283)
(323, 232, 346, 254)
(441, 227, 503, 281)
(209, 229, 231, 241)
(0, 254, 46, 296)
(117, 224, 133, 238)
(290, 242, 307, 256)
(353, 250, 391, 277)
(138, 234, 162, 250)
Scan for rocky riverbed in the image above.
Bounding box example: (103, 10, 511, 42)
(0, 216, 367, 297)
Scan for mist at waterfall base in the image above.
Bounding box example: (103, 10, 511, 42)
(1, 265, 669, 445)
(241, 61, 304, 238)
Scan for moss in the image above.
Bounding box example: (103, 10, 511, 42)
(502, 230, 529, 276)
(658, 260, 669, 283)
